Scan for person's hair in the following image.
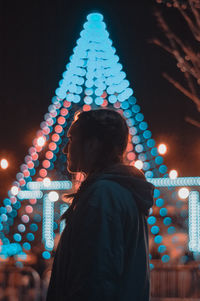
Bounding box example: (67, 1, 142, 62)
(60, 107, 130, 222)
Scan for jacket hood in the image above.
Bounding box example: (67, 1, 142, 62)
(94, 163, 154, 216)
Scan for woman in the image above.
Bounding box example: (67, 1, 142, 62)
(46, 108, 154, 301)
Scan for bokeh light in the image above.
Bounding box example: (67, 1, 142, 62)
(48, 191, 59, 202)
(134, 160, 143, 170)
(37, 136, 46, 147)
(0, 159, 8, 169)
(11, 186, 19, 196)
(178, 187, 189, 199)
(43, 177, 51, 187)
(158, 143, 167, 155)
(169, 169, 178, 179)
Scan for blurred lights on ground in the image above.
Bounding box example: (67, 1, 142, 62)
(158, 143, 167, 155)
(0, 159, 8, 169)
(134, 160, 143, 170)
(169, 169, 178, 179)
(178, 187, 189, 199)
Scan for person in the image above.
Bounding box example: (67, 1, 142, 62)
(46, 108, 154, 301)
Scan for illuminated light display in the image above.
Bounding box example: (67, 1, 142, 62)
(23, 170, 30, 178)
(43, 178, 51, 187)
(158, 143, 167, 155)
(48, 191, 59, 202)
(0, 243, 22, 257)
(83, 104, 91, 111)
(134, 160, 143, 170)
(25, 155, 32, 163)
(1, 12, 199, 265)
(25, 205, 33, 214)
(162, 254, 170, 263)
(18, 224, 26, 232)
(42, 194, 54, 251)
(13, 233, 22, 242)
(57, 116, 66, 125)
(51, 134, 60, 142)
(21, 215, 30, 223)
(169, 169, 178, 179)
(147, 216, 156, 225)
(60, 108, 68, 116)
(27, 180, 72, 190)
(17, 190, 43, 200)
(27, 233, 35, 241)
(42, 160, 51, 169)
(154, 235, 163, 244)
(49, 142, 57, 151)
(39, 169, 47, 178)
(30, 223, 38, 232)
(29, 198, 37, 205)
(54, 125, 63, 133)
(27, 161, 34, 169)
(147, 177, 200, 187)
(0, 159, 9, 169)
(151, 225, 160, 235)
(178, 187, 190, 199)
(37, 136, 46, 147)
(11, 186, 19, 196)
(188, 191, 200, 253)
(45, 151, 54, 160)
(127, 152, 136, 161)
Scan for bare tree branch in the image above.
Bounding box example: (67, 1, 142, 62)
(163, 72, 200, 110)
(185, 116, 200, 127)
(153, 2, 200, 126)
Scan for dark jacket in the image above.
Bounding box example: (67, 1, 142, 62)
(46, 163, 154, 301)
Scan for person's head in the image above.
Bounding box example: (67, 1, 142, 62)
(63, 108, 129, 178)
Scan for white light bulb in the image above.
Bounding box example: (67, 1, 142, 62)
(134, 160, 143, 170)
(178, 187, 189, 199)
(169, 169, 178, 179)
(43, 178, 51, 187)
(48, 191, 59, 202)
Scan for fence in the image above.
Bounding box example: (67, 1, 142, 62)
(151, 261, 200, 300)
(0, 263, 200, 300)
(0, 266, 40, 300)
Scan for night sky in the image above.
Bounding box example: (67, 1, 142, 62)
(0, 0, 199, 198)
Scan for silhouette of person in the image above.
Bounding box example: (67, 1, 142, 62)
(46, 108, 154, 301)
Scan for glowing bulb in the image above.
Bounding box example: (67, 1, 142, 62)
(158, 143, 167, 155)
(0, 159, 8, 169)
(134, 160, 143, 170)
(43, 177, 51, 187)
(11, 186, 19, 196)
(48, 191, 59, 202)
(178, 187, 189, 199)
(37, 136, 46, 147)
(169, 169, 178, 179)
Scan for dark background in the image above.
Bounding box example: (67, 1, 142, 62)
(0, 0, 199, 198)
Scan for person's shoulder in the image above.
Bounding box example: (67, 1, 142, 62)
(90, 178, 131, 195)
(86, 179, 136, 212)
